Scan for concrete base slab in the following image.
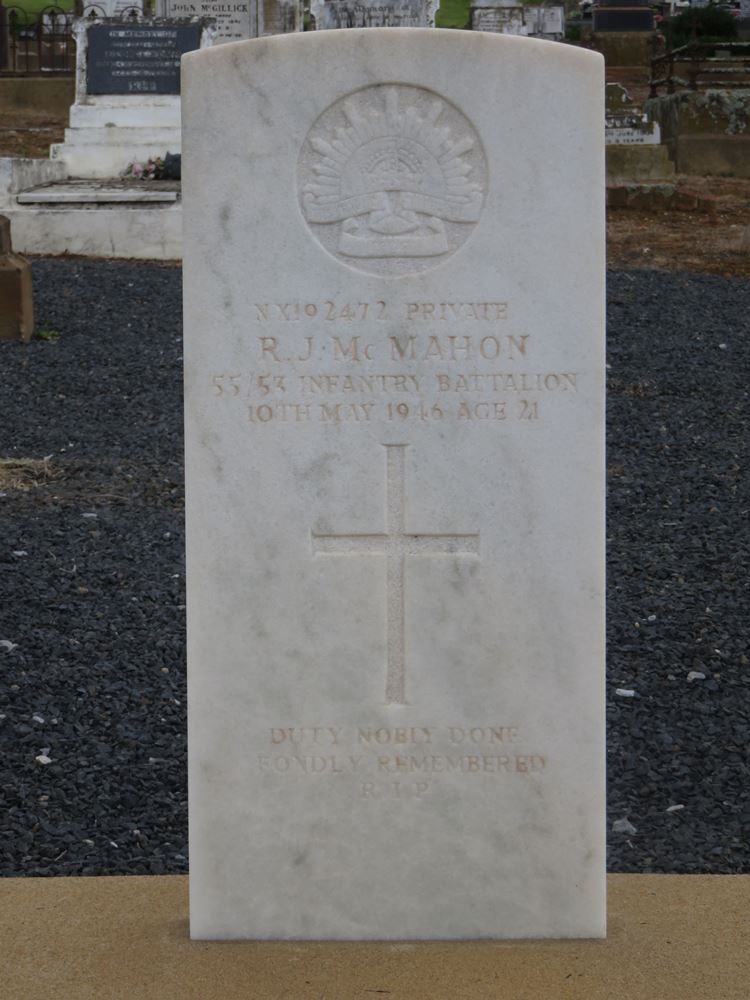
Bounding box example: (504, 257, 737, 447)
(0, 160, 181, 259)
(606, 144, 676, 184)
(667, 134, 750, 179)
(1, 875, 748, 999)
(3, 203, 181, 259)
(18, 183, 179, 204)
(0, 157, 68, 206)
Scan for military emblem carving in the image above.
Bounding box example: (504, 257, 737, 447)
(298, 85, 487, 276)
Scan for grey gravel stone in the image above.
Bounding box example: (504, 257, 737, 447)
(0, 261, 747, 877)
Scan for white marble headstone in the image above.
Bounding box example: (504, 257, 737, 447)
(183, 28, 605, 941)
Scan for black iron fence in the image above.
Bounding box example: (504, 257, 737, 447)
(0, 4, 142, 76)
(0, 5, 75, 73)
(650, 40, 750, 97)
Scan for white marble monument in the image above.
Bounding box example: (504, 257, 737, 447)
(183, 28, 606, 940)
(51, 17, 212, 178)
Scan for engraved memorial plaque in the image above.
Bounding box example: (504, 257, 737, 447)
(85, 21, 201, 95)
(183, 29, 606, 940)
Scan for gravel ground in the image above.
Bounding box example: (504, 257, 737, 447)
(0, 259, 748, 877)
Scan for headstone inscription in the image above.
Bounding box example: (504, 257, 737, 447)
(471, 5, 523, 32)
(155, 0, 302, 43)
(183, 28, 606, 940)
(311, 0, 436, 28)
(157, 0, 253, 43)
(86, 21, 202, 94)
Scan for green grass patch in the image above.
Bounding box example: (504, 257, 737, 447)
(6, 0, 74, 17)
(436, 0, 471, 29)
(35, 328, 60, 342)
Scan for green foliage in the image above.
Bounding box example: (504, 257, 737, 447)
(435, 0, 471, 29)
(35, 328, 60, 342)
(666, 5, 739, 47)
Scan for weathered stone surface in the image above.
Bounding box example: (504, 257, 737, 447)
(182, 29, 605, 941)
(606, 145, 675, 184)
(583, 30, 657, 67)
(646, 92, 750, 178)
(470, 2, 564, 39)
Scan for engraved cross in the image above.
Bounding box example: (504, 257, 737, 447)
(312, 444, 479, 705)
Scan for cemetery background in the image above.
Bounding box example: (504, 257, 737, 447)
(2, 1, 750, 266)
(0, 6, 748, 988)
(0, 258, 748, 880)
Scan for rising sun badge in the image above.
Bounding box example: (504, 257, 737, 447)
(298, 84, 487, 276)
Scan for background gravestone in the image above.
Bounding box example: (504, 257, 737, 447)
(592, 0, 654, 32)
(155, 0, 302, 42)
(183, 28, 605, 941)
(604, 83, 674, 183)
(470, 1, 564, 39)
(311, 0, 438, 28)
(50, 16, 212, 178)
(471, 4, 522, 32)
(85, 21, 202, 95)
(252, 0, 303, 34)
(605, 82, 659, 145)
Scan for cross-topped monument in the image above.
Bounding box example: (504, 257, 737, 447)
(312, 444, 479, 705)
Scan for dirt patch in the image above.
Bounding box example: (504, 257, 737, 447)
(607, 175, 750, 277)
(0, 109, 66, 158)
